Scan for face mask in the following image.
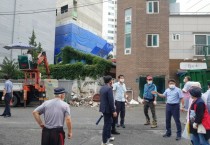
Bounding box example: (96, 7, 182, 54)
(169, 84, 175, 89)
(148, 81, 153, 84)
(120, 79, 124, 83)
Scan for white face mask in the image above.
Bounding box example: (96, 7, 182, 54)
(148, 81, 153, 84)
(169, 84, 175, 89)
(120, 79, 124, 83)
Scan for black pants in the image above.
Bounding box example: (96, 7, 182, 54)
(115, 101, 125, 125)
(112, 115, 117, 131)
(144, 101, 157, 122)
(166, 104, 182, 137)
(42, 127, 65, 145)
(102, 113, 112, 143)
(3, 93, 12, 116)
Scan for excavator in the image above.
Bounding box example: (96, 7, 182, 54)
(17, 51, 50, 107)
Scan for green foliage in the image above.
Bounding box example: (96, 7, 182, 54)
(0, 57, 24, 79)
(52, 46, 112, 80)
(28, 30, 43, 59)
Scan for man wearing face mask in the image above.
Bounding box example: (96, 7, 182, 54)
(152, 79, 184, 141)
(143, 75, 158, 128)
(33, 87, 72, 145)
(113, 75, 127, 128)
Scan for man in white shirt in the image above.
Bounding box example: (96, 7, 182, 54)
(113, 75, 127, 128)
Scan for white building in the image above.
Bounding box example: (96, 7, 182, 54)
(56, 0, 102, 36)
(102, 0, 117, 56)
(0, 0, 56, 64)
(169, 15, 210, 60)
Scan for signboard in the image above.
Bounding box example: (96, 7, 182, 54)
(180, 62, 207, 70)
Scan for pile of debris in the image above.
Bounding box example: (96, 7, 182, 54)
(68, 93, 100, 107)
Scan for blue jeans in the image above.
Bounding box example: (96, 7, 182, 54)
(102, 113, 113, 143)
(191, 133, 210, 145)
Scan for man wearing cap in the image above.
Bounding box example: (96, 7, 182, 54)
(32, 87, 72, 145)
(143, 75, 158, 128)
(100, 75, 117, 145)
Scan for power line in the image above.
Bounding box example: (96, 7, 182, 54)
(0, 0, 109, 15)
(196, 2, 210, 12)
(186, 0, 204, 11)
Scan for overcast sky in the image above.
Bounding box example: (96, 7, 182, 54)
(177, 0, 210, 13)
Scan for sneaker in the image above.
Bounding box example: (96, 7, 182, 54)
(111, 130, 120, 135)
(109, 136, 115, 142)
(151, 121, 158, 128)
(116, 124, 120, 127)
(163, 133, 171, 138)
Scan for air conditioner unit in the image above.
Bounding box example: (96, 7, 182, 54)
(125, 48, 131, 55)
(125, 16, 131, 22)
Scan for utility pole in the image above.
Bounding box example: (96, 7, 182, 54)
(11, 0, 17, 60)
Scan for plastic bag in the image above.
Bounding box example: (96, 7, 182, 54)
(182, 121, 190, 140)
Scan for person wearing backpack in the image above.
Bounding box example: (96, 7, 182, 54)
(189, 87, 210, 145)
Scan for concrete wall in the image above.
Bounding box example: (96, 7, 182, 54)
(169, 15, 210, 60)
(0, 0, 56, 64)
(56, 0, 102, 36)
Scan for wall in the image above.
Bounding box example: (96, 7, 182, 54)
(117, 0, 169, 100)
(169, 15, 210, 59)
(56, 0, 102, 36)
(0, 0, 56, 64)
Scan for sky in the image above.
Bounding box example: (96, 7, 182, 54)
(177, 0, 210, 13)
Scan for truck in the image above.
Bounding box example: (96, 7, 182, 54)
(0, 51, 50, 107)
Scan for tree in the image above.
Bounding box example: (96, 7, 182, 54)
(28, 30, 43, 59)
(0, 57, 23, 79)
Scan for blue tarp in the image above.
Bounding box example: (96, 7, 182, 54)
(54, 23, 113, 63)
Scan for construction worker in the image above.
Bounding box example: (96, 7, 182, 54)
(32, 87, 72, 145)
(143, 75, 158, 128)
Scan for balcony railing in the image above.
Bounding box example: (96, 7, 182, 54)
(193, 45, 210, 56)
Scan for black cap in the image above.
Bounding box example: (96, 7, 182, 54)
(54, 87, 67, 95)
(189, 87, 202, 98)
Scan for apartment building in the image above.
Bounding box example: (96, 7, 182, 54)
(56, 0, 102, 36)
(102, 0, 117, 56)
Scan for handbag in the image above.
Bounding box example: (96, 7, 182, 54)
(197, 124, 206, 134)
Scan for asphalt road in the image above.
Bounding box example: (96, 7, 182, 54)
(0, 104, 191, 145)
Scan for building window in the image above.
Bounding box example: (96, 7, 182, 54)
(194, 35, 210, 55)
(108, 36, 114, 40)
(108, 18, 114, 22)
(172, 34, 180, 41)
(108, 24, 114, 28)
(124, 8, 132, 55)
(108, 30, 114, 34)
(147, 1, 159, 14)
(147, 34, 159, 47)
(61, 5, 68, 14)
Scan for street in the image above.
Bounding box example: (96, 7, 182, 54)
(0, 104, 190, 145)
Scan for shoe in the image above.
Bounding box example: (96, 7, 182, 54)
(151, 121, 158, 128)
(109, 136, 115, 142)
(163, 133, 171, 138)
(111, 130, 120, 135)
(116, 124, 120, 127)
(0, 114, 5, 116)
(4, 115, 11, 118)
(121, 124, 125, 128)
(176, 136, 181, 141)
(144, 121, 150, 125)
